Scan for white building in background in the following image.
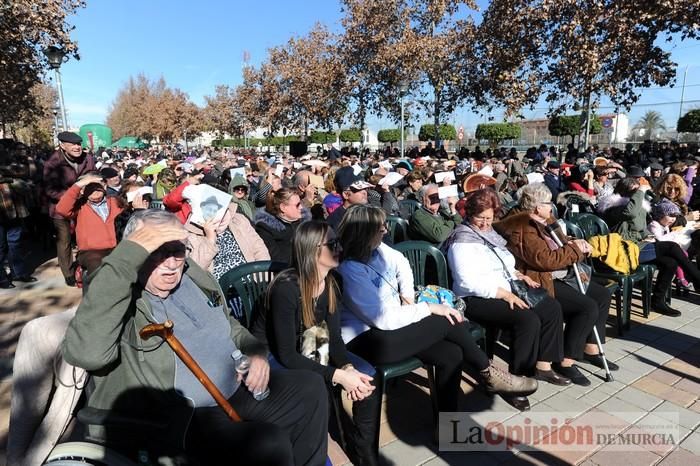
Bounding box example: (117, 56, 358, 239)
(595, 113, 630, 144)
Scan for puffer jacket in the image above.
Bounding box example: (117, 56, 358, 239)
(254, 208, 310, 264)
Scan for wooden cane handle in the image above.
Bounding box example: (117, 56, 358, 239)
(139, 320, 174, 340)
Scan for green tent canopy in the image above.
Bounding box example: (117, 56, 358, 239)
(111, 136, 149, 149)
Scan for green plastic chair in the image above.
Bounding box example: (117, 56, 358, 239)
(393, 240, 449, 288)
(149, 200, 164, 210)
(572, 214, 650, 334)
(217, 260, 288, 327)
(399, 199, 421, 219)
(386, 215, 409, 244)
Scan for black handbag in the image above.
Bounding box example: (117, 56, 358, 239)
(508, 277, 548, 308)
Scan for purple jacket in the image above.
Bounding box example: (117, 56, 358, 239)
(683, 166, 696, 204)
(43, 149, 96, 219)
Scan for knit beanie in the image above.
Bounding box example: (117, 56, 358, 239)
(651, 199, 681, 221)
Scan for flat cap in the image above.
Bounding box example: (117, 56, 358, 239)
(100, 167, 119, 179)
(58, 131, 82, 144)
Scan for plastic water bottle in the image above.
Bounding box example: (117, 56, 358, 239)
(231, 350, 270, 401)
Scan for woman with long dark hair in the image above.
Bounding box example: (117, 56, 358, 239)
(337, 205, 537, 415)
(253, 220, 380, 466)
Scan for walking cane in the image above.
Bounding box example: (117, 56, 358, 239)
(545, 224, 615, 382)
(140, 320, 243, 421)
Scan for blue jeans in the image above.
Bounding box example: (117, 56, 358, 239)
(268, 352, 376, 377)
(639, 242, 657, 263)
(0, 219, 28, 281)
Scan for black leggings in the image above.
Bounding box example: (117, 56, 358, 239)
(346, 315, 489, 412)
(649, 241, 700, 296)
(554, 280, 611, 360)
(465, 295, 563, 375)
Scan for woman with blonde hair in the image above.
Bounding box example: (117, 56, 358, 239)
(655, 173, 698, 225)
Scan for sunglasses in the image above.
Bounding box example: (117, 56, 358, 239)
(428, 193, 440, 205)
(321, 238, 341, 251)
(233, 186, 248, 193)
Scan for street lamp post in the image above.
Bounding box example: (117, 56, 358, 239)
(400, 83, 409, 157)
(52, 107, 60, 145)
(43, 46, 69, 131)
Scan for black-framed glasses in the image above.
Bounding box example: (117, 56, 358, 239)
(321, 238, 341, 251)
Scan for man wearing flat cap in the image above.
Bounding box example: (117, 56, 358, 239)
(100, 166, 121, 197)
(43, 132, 96, 286)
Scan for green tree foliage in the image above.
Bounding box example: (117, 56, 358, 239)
(309, 130, 336, 144)
(475, 123, 521, 144)
(677, 109, 700, 133)
(632, 110, 667, 140)
(339, 128, 363, 142)
(377, 128, 402, 143)
(418, 124, 457, 142)
(548, 115, 602, 142)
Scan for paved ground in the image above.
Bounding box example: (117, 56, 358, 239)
(1, 252, 698, 466)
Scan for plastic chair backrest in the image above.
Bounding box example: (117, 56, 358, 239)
(562, 220, 585, 240)
(386, 215, 409, 244)
(393, 240, 449, 289)
(150, 200, 164, 210)
(399, 199, 421, 219)
(217, 260, 288, 327)
(575, 213, 610, 239)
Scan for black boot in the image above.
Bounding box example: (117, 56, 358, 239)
(651, 295, 682, 317)
(346, 385, 381, 466)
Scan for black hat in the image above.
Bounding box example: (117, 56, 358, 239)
(649, 163, 664, 171)
(334, 166, 374, 192)
(100, 167, 119, 179)
(58, 131, 82, 144)
(626, 166, 646, 178)
(546, 160, 560, 169)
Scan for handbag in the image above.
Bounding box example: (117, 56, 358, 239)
(558, 261, 593, 293)
(467, 225, 548, 308)
(415, 285, 467, 317)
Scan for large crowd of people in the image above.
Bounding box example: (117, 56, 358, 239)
(5, 132, 700, 465)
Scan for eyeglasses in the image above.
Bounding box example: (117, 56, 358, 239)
(152, 241, 192, 261)
(320, 238, 341, 251)
(233, 186, 248, 193)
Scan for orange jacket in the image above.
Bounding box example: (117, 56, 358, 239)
(55, 184, 123, 251)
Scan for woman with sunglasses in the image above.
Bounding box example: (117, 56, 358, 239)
(255, 188, 309, 264)
(253, 221, 380, 466)
(337, 205, 537, 415)
(229, 174, 255, 222)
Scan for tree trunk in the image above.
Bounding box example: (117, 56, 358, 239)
(433, 88, 441, 150)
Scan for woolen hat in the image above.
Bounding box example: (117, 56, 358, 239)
(651, 199, 681, 220)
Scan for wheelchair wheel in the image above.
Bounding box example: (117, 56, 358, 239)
(44, 441, 136, 465)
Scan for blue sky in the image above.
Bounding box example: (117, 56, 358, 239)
(56, 0, 700, 135)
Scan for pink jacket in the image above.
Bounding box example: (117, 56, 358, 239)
(186, 203, 270, 273)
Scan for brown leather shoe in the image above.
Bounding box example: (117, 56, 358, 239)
(535, 369, 572, 386)
(483, 364, 538, 396)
